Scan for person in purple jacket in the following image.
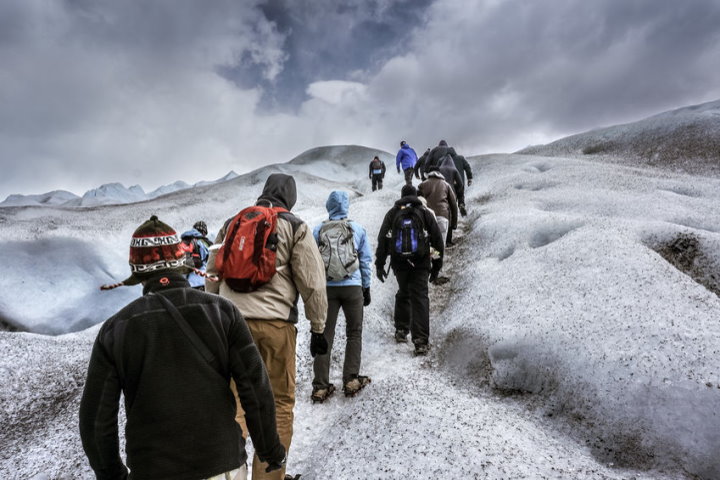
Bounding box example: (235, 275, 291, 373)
(395, 140, 418, 186)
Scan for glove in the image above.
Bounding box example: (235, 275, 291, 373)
(376, 265, 387, 283)
(263, 448, 287, 473)
(467, 179, 473, 186)
(362, 287, 371, 306)
(310, 331, 328, 357)
(397, 168, 401, 174)
(429, 258, 443, 283)
(459, 204, 467, 217)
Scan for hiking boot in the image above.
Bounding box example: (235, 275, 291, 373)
(394, 330, 408, 343)
(414, 343, 430, 356)
(310, 384, 335, 403)
(343, 375, 371, 397)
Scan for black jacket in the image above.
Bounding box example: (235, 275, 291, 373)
(79, 273, 284, 480)
(369, 158, 386, 178)
(375, 196, 444, 271)
(425, 145, 457, 170)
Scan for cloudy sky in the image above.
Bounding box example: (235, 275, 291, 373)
(2, 0, 720, 200)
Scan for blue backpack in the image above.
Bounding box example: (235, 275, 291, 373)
(391, 206, 428, 260)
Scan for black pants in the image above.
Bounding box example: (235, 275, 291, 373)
(371, 174, 384, 191)
(403, 168, 414, 186)
(393, 267, 430, 346)
(313, 286, 364, 387)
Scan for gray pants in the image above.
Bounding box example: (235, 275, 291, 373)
(312, 286, 364, 388)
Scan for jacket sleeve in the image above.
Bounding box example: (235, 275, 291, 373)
(79, 332, 128, 480)
(463, 158, 473, 180)
(368, 162, 372, 178)
(375, 209, 395, 266)
(290, 223, 328, 333)
(424, 209, 445, 258)
(355, 224, 373, 289)
(381, 161, 386, 177)
(395, 150, 402, 170)
(226, 304, 285, 465)
(447, 185, 458, 229)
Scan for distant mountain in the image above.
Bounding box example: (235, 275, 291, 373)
(518, 99, 720, 176)
(0, 171, 240, 208)
(0, 190, 79, 207)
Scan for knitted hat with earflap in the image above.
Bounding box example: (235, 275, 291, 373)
(100, 215, 190, 290)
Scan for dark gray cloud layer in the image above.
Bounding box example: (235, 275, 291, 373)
(1, 0, 719, 199)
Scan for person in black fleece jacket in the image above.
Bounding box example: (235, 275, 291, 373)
(80, 216, 284, 480)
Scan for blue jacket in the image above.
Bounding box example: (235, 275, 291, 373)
(181, 228, 210, 288)
(313, 191, 372, 288)
(396, 144, 418, 171)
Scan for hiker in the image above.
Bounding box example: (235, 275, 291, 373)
(206, 173, 328, 480)
(414, 148, 431, 181)
(180, 227, 210, 290)
(424, 139, 458, 171)
(193, 220, 213, 248)
(395, 140, 418, 186)
(368, 156, 386, 191)
(82, 216, 285, 480)
(417, 165, 458, 248)
(375, 185, 444, 356)
(311, 191, 373, 402)
(438, 155, 464, 246)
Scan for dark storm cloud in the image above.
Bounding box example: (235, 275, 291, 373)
(221, 0, 434, 109)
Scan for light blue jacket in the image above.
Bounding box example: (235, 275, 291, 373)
(396, 144, 418, 170)
(313, 191, 372, 288)
(181, 228, 209, 288)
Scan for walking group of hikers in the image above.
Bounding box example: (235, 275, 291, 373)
(79, 140, 472, 480)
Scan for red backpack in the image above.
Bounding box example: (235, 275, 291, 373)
(215, 205, 287, 292)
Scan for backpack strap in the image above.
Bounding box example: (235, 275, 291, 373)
(153, 293, 228, 377)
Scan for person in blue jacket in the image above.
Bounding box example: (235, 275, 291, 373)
(396, 140, 418, 186)
(180, 228, 210, 290)
(311, 190, 373, 402)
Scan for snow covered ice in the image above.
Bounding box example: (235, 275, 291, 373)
(1, 144, 719, 479)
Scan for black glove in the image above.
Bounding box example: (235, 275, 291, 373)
(467, 179, 473, 186)
(376, 265, 387, 283)
(429, 258, 443, 283)
(310, 332, 328, 357)
(459, 204, 467, 217)
(263, 447, 287, 473)
(362, 287, 371, 306)
(397, 168, 401, 174)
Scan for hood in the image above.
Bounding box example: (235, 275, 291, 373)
(326, 190, 349, 220)
(427, 171, 445, 180)
(440, 155, 457, 169)
(401, 144, 413, 151)
(257, 173, 297, 210)
(180, 228, 203, 239)
(394, 196, 423, 208)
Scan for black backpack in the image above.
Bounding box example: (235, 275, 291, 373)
(390, 206, 428, 260)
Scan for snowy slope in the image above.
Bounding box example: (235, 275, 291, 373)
(518, 99, 720, 176)
(2, 145, 720, 479)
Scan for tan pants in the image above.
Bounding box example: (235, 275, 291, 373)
(233, 319, 297, 480)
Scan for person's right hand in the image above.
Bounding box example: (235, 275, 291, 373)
(263, 447, 286, 473)
(376, 265, 387, 283)
(310, 332, 328, 357)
